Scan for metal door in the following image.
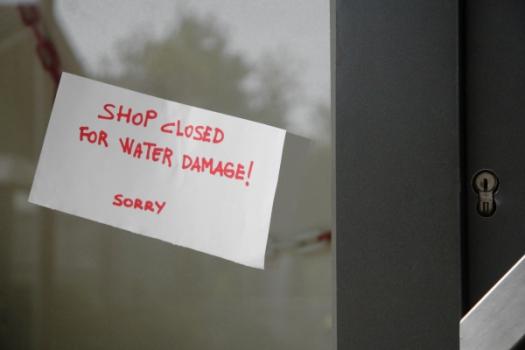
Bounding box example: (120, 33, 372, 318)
(463, 0, 525, 310)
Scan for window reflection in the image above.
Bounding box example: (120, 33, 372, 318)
(0, 1, 331, 349)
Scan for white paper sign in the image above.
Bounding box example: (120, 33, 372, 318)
(29, 73, 286, 268)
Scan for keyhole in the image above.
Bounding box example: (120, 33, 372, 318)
(473, 170, 498, 217)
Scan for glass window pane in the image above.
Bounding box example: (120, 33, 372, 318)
(0, 1, 331, 349)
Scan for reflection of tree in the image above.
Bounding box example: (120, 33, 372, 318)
(102, 14, 294, 128)
(87, 13, 332, 350)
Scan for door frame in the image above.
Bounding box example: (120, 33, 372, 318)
(333, 1, 462, 348)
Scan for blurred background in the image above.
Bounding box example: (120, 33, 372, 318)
(0, 0, 332, 349)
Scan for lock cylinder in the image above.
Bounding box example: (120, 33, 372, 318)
(473, 170, 499, 217)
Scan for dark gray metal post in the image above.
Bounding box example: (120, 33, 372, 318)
(334, 1, 461, 348)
